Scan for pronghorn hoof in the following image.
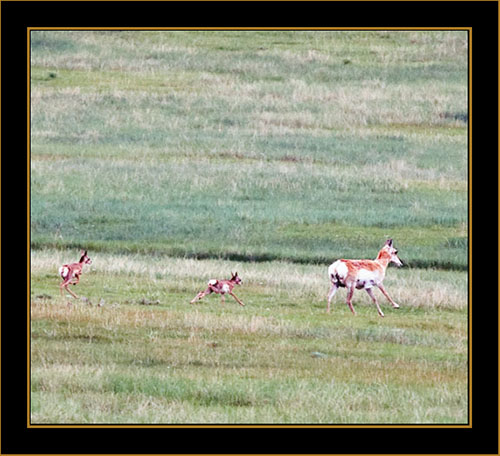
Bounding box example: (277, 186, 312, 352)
(393, 303, 400, 309)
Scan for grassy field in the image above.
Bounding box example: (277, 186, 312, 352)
(31, 251, 467, 424)
(30, 30, 468, 424)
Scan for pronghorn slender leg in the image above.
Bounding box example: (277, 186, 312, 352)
(190, 288, 210, 304)
(61, 282, 79, 299)
(220, 293, 226, 305)
(377, 284, 399, 309)
(327, 283, 338, 313)
(229, 291, 245, 306)
(190, 293, 200, 303)
(346, 285, 356, 315)
(365, 287, 384, 317)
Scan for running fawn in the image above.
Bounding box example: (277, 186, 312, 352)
(327, 239, 403, 317)
(59, 250, 92, 299)
(190, 272, 245, 306)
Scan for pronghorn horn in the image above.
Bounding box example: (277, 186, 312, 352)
(386, 239, 393, 246)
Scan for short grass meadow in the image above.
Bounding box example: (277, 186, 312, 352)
(30, 30, 468, 424)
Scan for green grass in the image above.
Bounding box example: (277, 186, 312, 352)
(31, 151, 466, 267)
(31, 251, 467, 424)
(30, 30, 468, 424)
(30, 30, 467, 269)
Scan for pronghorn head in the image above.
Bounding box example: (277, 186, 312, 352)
(79, 250, 92, 265)
(230, 271, 242, 285)
(383, 239, 403, 267)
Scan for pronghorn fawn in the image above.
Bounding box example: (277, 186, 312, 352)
(327, 239, 403, 317)
(59, 250, 92, 299)
(190, 272, 245, 306)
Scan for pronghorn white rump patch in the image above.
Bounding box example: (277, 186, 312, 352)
(208, 279, 218, 286)
(59, 266, 69, 278)
(328, 260, 348, 280)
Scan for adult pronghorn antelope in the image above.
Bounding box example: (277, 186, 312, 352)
(190, 272, 245, 306)
(59, 250, 92, 299)
(327, 239, 403, 317)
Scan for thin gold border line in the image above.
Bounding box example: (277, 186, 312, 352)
(27, 26, 32, 428)
(0, 8, 1, 449)
(468, 27, 472, 430)
(27, 26, 471, 31)
(13, 0, 498, 2)
(27, 423, 471, 429)
(27, 27, 472, 430)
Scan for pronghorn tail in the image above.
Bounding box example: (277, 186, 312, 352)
(59, 266, 69, 279)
